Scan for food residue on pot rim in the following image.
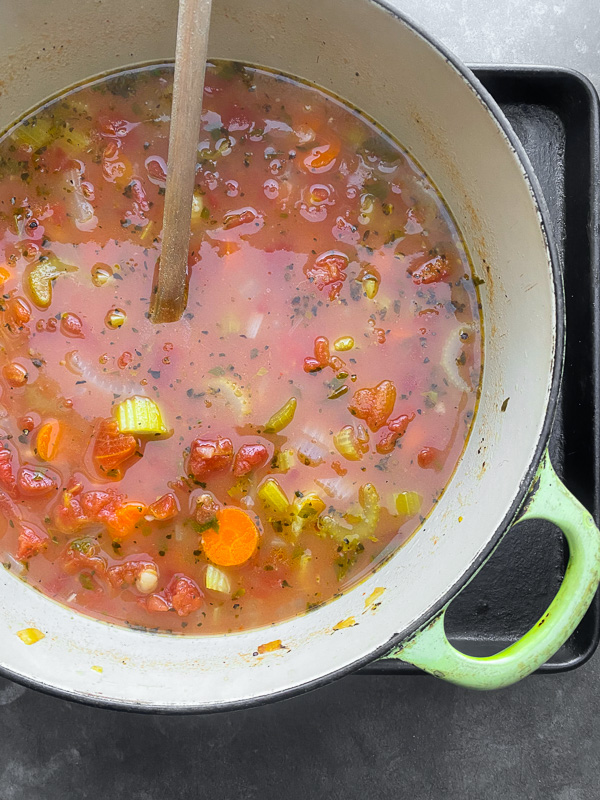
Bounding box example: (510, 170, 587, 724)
(363, 586, 385, 610)
(333, 616, 357, 631)
(16, 627, 45, 645)
(255, 639, 285, 655)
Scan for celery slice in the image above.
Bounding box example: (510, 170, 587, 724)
(258, 477, 290, 516)
(319, 483, 380, 543)
(206, 377, 251, 420)
(264, 397, 297, 433)
(26, 257, 77, 309)
(291, 492, 326, 536)
(394, 491, 422, 517)
(205, 565, 231, 594)
(114, 396, 170, 437)
(11, 117, 54, 150)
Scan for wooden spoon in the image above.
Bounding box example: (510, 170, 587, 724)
(150, 0, 213, 323)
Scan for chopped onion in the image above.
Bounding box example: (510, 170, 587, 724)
(64, 167, 95, 227)
(245, 312, 264, 339)
(257, 477, 290, 515)
(145, 155, 167, 187)
(174, 524, 185, 542)
(205, 565, 231, 594)
(315, 476, 356, 503)
(319, 483, 380, 543)
(135, 568, 158, 594)
(3, 554, 25, 575)
(442, 323, 476, 392)
(64, 350, 83, 376)
(66, 351, 134, 396)
(295, 438, 328, 467)
(333, 425, 369, 461)
(206, 377, 252, 421)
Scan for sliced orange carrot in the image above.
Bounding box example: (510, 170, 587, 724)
(92, 418, 137, 473)
(106, 502, 146, 539)
(202, 507, 259, 567)
(257, 639, 283, 654)
(36, 419, 62, 462)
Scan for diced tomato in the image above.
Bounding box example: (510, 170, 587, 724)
(304, 251, 348, 299)
(54, 492, 86, 532)
(303, 357, 322, 373)
(61, 538, 107, 575)
(233, 444, 269, 476)
(0, 443, 17, 495)
(149, 493, 179, 521)
(303, 336, 345, 373)
(417, 446, 445, 471)
(107, 559, 157, 589)
(60, 312, 84, 338)
(168, 575, 203, 616)
(348, 380, 397, 432)
(17, 466, 57, 497)
(97, 116, 131, 138)
(222, 208, 258, 230)
(124, 178, 150, 212)
(16, 523, 48, 560)
(411, 255, 450, 285)
(145, 593, 170, 613)
(145, 574, 203, 617)
(54, 487, 144, 539)
(78, 490, 113, 518)
(314, 336, 331, 366)
(187, 437, 233, 480)
(92, 418, 137, 476)
(80, 491, 144, 538)
(376, 413, 415, 454)
(145, 156, 166, 184)
(0, 490, 20, 520)
(195, 493, 220, 524)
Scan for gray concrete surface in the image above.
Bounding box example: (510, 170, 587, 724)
(397, 0, 600, 92)
(1, 2, 599, 798)
(0, 663, 598, 799)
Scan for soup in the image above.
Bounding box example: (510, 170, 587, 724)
(0, 62, 481, 634)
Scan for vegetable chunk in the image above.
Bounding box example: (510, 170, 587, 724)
(202, 507, 260, 566)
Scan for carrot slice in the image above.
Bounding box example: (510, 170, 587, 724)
(107, 502, 146, 539)
(36, 419, 61, 462)
(92, 419, 137, 473)
(202, 507, 259, 567)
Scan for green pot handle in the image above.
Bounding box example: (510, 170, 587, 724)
(387, 451, 600, 689)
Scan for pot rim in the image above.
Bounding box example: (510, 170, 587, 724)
(0, 0, 564, 713)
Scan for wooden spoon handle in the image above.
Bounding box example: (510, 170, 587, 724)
(150, 0, 213, 323)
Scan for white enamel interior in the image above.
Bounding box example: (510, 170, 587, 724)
(0, 0, 556, 709)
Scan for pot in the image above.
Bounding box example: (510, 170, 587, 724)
(0, 0, 598, 712)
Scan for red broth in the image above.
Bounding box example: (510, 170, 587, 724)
(0, 63, 481, 634)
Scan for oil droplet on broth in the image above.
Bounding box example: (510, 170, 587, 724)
(105, 308, 127, 329)
(91, 263, 113, 287)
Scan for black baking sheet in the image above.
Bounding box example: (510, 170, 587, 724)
(363, 67, 600, 675)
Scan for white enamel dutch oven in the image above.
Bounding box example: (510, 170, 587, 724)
(0, 0, 598, 711)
